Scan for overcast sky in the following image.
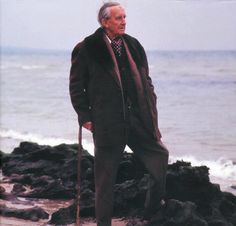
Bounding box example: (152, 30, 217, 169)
(1, 0, 236, 51)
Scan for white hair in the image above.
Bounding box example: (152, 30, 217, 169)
(98, 2, 121, 26)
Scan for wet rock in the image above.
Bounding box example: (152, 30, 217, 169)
(1, 142, 236, 226)
(49, 202, 76, 225)
(148, 199, 208, 226)
(219, 192, 236, 225)
(30, 175, 55, 187)
(0, 185, 6, 194)
(10, 173, 34, 184)
(2, 142, 78, 177)
(116, 152, 147, 183)
(11, 183, 26, 194)
(114, 179, 146, 216)
(207, 220, 232, 226)
(0, 189, 15, 201)
(50, 188, 96, 225)
(125, 218, 147, 226)
(0, 204, 49, 221)
(166, 160, 222, 205)
(80, 188, 95, 216)
(0, 151, 6, 168)
(2, 142, 80, 199)
(21, 179, 75, 199)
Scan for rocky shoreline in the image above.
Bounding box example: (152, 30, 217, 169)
(0, 142, 236, 225)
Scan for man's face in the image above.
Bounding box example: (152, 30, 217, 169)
(102, 6, 126, 39)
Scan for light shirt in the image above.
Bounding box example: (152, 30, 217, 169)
(105, 33, 112, 44)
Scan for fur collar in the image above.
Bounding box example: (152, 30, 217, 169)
(84, 28, 114, 71)
(84, 28, 143, 71)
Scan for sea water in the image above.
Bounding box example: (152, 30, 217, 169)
(1, 48, 236, 194)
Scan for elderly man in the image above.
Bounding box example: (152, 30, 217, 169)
(70, 2, 169, 226)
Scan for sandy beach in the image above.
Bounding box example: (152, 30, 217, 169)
(0, 181, 127, 226)
(0, 216, 127, 226)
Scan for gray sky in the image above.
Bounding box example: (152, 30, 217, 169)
(1, 0, 236, 51)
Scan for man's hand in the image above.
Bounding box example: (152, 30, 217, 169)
(83, 121, 93, 132)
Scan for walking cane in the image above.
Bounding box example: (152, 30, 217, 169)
(76, 125, 82, 226)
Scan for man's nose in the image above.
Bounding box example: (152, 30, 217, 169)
(121, 17, 126, 24)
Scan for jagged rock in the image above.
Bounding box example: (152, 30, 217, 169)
(0, 189, 15, 201)
(0, 185, 6, 194)
(219, 192, 236, 225)
(116, 152, 147, 183)
(113, 178, 147, 216)
(49, 202, 76, 225)
(2, 142, 80, 199)
(147, 199, 208, 226)
(166, 160, 222, 205)
(30, 175, 55, 187)
(80, 188, 95, 216)
(0, 150, 6, 168)
(21, 179, 75, 199)
(10, 173, 34, 184)
(0, 204, 49, 221)
(1, 142, 236, 226)
(11, 183, 26, 194)
(125, 218, 147, 226)
(50, 190, 96, 225)
(208, 220, 232, 226)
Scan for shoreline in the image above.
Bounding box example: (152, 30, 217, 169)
(1, 137, 236, 196)
(0, 216, 127, 226)
(0, 180, 138, 226)
(1, 141, 236, 226)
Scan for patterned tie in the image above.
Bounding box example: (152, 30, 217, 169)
(111, 37, 123, 57)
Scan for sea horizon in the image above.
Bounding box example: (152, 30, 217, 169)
(1, 46, 236, 54)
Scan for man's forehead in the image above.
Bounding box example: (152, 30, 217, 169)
(109, 5, 126, 15)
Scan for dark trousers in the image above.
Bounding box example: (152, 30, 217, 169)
(94, 108, 169, 226)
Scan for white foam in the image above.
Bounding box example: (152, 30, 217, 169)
(1, 129, 235, 182)
(0, 129, 94, 155)
(1, 63, 47, 70)
(21, 65, 47, 70)
(169, 155, 236, 181)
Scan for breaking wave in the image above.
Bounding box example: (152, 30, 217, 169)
(1, 129, 235, 182)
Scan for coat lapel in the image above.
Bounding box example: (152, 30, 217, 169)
(122, 39, 144, 95)
(123, 39, 157, 137)
(85, 28, 122, 89)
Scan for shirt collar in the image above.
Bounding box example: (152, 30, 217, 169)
(105, 33, 112, 44)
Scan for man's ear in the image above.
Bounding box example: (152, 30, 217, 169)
(101, 19, 108, 29)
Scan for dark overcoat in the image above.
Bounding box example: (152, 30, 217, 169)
(69, 28, 161, 147)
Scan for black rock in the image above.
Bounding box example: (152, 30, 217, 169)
(147, 199, 208, 226)
(166, 161, 222, 205)
(21, 179, 75, 199)
(1, 142, 236, 226)
(219, 192, 236, 225)
(125, 218, 147, 226)
(0, 204, 49, 221)
(49, 202, 76, 225)
(11, 183, 26, 194)
(0, 150, 6, 168)
(10, 173, 34, 185)
(114, 179, 146, 216)
(80, 188, 95, 216)
(0, 185, 6, 194)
